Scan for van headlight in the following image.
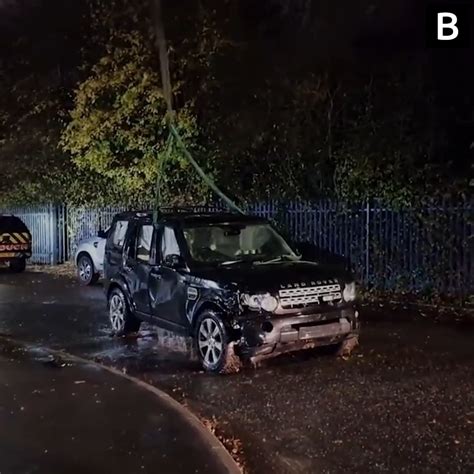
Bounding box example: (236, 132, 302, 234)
(343, 282, 356, 302)
(241, 293, 279, 312)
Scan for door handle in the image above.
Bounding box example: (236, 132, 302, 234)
(149, 269, 163, 308)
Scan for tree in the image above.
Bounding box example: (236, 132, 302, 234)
(0, 0, 88, 205)
(60, 0, 227, 206)
(2, 0, 471, 206)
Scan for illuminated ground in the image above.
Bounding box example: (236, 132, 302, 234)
(0, 270, 472, 473)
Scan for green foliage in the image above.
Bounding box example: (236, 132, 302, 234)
(60, 5, 214, 206)
(1, 0, 471, 207)
(0, 79, 69, 205)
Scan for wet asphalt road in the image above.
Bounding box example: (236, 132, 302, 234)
(0, 342, 226, 474)
(0, 270, 473, 473)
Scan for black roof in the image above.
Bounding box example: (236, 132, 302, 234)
(113, 210, 268, 225)
(0, 214, 29, 231)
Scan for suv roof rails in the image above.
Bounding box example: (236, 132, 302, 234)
(127, 206, 226, 216)
(116, 208, 255, 221)
(159, 206, 227, 214)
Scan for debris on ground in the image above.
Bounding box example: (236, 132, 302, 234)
(42, 355, 67, 369)
(201, 415, 247, 473)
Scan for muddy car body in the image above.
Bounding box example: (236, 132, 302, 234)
(104, 211, 359, 373)
(0, 215, 32, 272)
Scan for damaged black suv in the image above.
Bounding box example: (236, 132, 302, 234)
(104, 210, 359, 373)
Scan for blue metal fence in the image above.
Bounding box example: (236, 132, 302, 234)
(1, 204, 66, 265)
(245, 200, 473, 297)
(2, 200, 472, 297)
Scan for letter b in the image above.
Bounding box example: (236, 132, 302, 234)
(437, 12, 459, 40)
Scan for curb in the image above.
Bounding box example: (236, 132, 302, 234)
(0, 335, 241, 474)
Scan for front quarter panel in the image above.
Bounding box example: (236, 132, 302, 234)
(75, 238, 106, 272)
(184, 276, 239, 326)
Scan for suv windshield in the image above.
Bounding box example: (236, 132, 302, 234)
(183, 223, 299, 264)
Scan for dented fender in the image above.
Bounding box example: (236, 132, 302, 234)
(184, 276, 240, 327)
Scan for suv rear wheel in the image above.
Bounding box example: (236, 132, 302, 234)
(195, 310, 241, 374)
(77, 254, 99, 286)
(108, 288, 141, 336)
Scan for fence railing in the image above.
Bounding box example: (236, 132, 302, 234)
(1, 204, 67, 265)
(1, 200, 472, 297)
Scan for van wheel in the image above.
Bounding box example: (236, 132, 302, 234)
(108, 288, 141, 336)
(195, 310, 241, 374)
(77, 254, 99, 286)
(10, 258, 26, 273)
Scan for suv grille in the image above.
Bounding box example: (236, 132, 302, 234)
(279, 284, 342, 309)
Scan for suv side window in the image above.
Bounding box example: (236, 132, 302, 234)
(161, 226, 181, 259)
(136, 224, 154, 263)
(112, 220, 129, 249)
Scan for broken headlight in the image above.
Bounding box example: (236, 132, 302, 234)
(343, 282, 356, 302)
(240, 293, 279, 312)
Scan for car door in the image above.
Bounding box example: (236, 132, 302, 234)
(131, 222, 155, 314)
(104, 219, 129, 281)
(122, 221, 155, 315)
(148, 225, 188, 330)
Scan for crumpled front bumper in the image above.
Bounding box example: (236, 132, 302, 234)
(236, 307, 359, 361)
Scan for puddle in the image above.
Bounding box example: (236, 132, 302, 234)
(69, 327, 200, 376)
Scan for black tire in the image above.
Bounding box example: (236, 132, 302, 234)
(9, 257, 26, 273)
(77, 254, 100, 286)
(195, 310, 241, 374)
(108, 287, 141, 336)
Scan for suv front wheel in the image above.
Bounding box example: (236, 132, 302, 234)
(77, 254, 99, 286)
(108, 288, 141, 336)
(195, 310, 241, 374)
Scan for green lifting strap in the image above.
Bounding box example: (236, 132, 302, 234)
(153, 131, 173, 226)
(153, 0, 244, 218)
(169, 124, 245, 215)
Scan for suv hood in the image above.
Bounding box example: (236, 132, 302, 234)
(191, 260, 352, 293)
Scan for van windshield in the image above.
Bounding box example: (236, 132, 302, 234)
(183, 223, 299, 264)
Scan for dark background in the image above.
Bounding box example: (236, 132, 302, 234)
(0, 0, 472, 204)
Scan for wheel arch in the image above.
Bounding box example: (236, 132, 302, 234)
(191, 300, 227, 329)
(106, 279, 134, 312)
(76, 250, 93, 268)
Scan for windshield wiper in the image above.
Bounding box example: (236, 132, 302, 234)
(219, 259, 247, 266)
(255, 254, 300, 264)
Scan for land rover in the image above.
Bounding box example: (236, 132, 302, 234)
(103, 211, 360, 373)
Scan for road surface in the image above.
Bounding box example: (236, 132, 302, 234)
(0, 269, 473, 473)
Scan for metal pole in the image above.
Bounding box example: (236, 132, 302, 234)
(50, 203, 56, 265)
(365, 198, 370, 285)
(152, 0, 245, 216)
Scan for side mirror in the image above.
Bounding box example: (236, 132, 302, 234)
(289, 244, 302, 259)
(98, 229, 108, 239)
(163, 254, 186, 270)
(294, 242, 318, 261)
